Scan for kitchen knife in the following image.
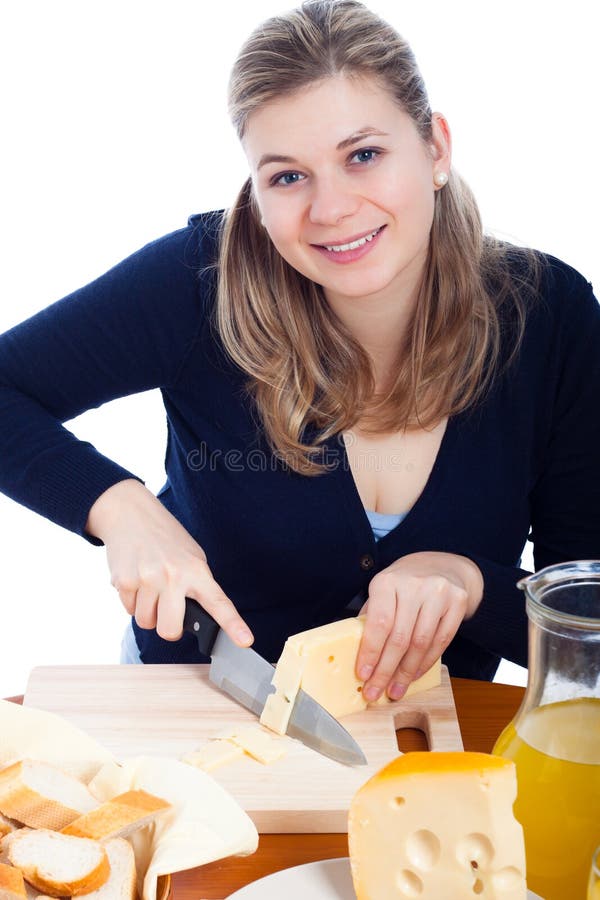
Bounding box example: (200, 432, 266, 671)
(183, 597, 367, 766)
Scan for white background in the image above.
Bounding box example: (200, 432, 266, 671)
(0, 1, 597, 699)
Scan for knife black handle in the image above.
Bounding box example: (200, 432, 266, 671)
(183, 597, 220, 657)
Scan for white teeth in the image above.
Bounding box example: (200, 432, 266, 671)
(324, 228, 381, 253)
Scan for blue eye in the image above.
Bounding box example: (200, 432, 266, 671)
(273, 172, 304, 187)
(351, 148, 380, 164)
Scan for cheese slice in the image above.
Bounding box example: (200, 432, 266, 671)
(215, 725, 287, 765)
(348, 752, 526, 900)
(260, 617, 441, 734)
(183, 726, 287, 772)
(181, 740, 244, 772)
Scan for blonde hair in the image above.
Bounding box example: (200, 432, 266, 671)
(216, 0, 540, 474)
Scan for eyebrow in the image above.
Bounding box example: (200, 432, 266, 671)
(256, 127, 390, 171)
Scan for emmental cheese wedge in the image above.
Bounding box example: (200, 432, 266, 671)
(348, 752, 527, 900)
(260, 617, 440, 734)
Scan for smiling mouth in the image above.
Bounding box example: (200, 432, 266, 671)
(317, 226, 384, 253)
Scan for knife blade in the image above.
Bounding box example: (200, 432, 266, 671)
(183, 597, 367, 766)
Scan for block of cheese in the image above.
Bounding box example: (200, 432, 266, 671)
(260, 617, 440, 734)
(348, 752, 527, 900)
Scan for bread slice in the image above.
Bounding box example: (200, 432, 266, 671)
(62, 789, 169, 841)
(0, 761, 98, 830)
(0, 861, 27, 900)
(74, 838, 136, 900)
(0, 815, 19, 840)
(6, 829, 109, 897)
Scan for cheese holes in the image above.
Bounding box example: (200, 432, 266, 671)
(455, 833, 494, 869)
(405, 829, 441, 871)
(491, 867, 524, 890)
(396, 869, 423, 896)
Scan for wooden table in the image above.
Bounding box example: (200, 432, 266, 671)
(7, 677, 525, 899)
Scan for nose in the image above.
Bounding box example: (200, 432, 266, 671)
(308, 172, 360, 226)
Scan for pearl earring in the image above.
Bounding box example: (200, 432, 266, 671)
(434, 171, 448, 187)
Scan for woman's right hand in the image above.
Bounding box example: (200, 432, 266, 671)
(85, 479, 253, 646)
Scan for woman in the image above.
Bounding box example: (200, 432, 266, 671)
(0, 0, 598, 694)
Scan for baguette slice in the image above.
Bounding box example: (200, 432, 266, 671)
(74, 838, 136, 900)
(0, 761, 98, 830)
(62, 789, 169, 841)
(0, 861, 27, 900)
(0, 815, 19, 840)
(7, 829, 109, 898)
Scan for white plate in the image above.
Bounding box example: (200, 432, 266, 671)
(226, 857, 543, 899)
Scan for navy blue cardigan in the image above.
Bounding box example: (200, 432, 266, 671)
(1, 212, 599, 679)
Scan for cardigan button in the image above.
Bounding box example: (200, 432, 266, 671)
(360, 554, 374, 571)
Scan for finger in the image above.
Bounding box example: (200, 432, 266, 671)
(388, 597, 465, 699)
(409, 604, 464, 683)
(384, 599, 445, 699)
(155, 586, 186, 641)
(133, 586, 159, 630)
(110, 572, 137, 616)
(187, 563, 254, 647)
(116, 586, 136, 616)
(355, 573, 398, 683)
(362, 597, 422, 703)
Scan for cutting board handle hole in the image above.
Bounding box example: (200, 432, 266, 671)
(396, 726, 428, 752)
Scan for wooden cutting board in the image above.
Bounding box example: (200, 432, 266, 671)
(24, 663, 462, 833)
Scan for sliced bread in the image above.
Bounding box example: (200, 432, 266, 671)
(0, 815, 19, 840)
(0, 761, 98, 830)
(0, 861, 27, 900)
(62, 789, 169, 841)
(74, 838, 136, 900)
(6, 829, 109, 897)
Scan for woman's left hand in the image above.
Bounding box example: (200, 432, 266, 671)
(355, 551, 483, 702)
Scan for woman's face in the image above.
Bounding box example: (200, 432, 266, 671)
(243, 75, 451, 312)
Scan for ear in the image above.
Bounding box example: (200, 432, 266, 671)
(430, 112, 452, 172)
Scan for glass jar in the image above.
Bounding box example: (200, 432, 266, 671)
(493, 561, 600, 900)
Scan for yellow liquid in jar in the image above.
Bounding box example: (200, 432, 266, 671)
(493, 698, 600, 900)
